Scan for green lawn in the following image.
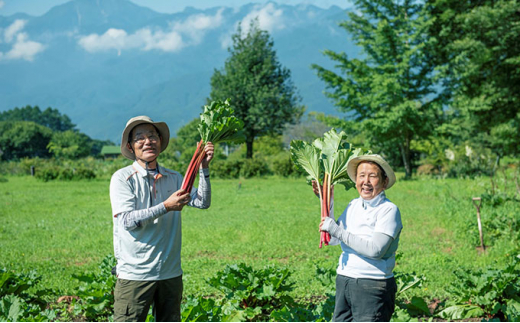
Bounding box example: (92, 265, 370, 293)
(0, 174, 518, 301)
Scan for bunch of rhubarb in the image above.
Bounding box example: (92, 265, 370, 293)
(181, 100, 245, 193)
(290, 129, 364, 248)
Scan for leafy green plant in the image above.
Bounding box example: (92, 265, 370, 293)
(438, 254, 520, 321)
(290, 128, 363, 247)
(0, 269, 57, 322)
(70, 255, 117, 321)
(182, 100, 246, 193)
(207, 263, 295, 321)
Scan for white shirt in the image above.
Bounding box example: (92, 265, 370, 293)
(333, 191, 402, 279)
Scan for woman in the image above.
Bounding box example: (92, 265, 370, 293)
(319, 154, 402, 322)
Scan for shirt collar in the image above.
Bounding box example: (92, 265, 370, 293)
(132, 161, 167, 178)
(362, 191, 386, 209)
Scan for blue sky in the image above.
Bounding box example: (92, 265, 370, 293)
(0, 0, 350, 16)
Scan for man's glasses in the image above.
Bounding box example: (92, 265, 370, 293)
(131, 133, 159, 145)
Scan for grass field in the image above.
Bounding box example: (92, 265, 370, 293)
(1, 173, 519, 303)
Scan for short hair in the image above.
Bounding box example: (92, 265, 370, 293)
(356, 160, 388, 181)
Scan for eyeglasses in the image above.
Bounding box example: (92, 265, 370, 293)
(131, 133, 159, 145)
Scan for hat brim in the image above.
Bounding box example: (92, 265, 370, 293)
(120, 119, 170, 160)
(347, 155, 396, 189)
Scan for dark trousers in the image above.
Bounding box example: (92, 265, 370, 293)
(333, 275, 397, 322)
(113, 275, 183, 322)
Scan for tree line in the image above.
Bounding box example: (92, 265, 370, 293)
(1, 0, 518, 180)
(0, 106, 113, 161)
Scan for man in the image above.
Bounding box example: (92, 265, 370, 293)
(109, 116, 214, 322)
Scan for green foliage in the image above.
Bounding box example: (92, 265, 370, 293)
(47, 130, 92, 160)
(207, 263, 296, 321)
(312, 0, 440, 178)
(211, 159, 243, 179)
(426, 0, 520, 158)
(0, 121, 53, 160)
(70, 255, 116, 321)
(34, 166, 96, 182)
(240, 158, 270, 178)
(209, 19, 303, 158)
(0, 269, 57, 322)
(290, 128, 363, 190)
(439, 254, 520, 321)
(198, 100, 246, 145)
(0, 105, 76, 132)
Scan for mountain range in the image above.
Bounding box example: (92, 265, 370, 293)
(0, 0, 358, 142)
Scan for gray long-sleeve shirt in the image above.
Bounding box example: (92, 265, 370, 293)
(109, 161, 211, 281)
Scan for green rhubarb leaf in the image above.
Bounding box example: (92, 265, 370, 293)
(290, 140, 322, 184)
(198, 100, 245, 145)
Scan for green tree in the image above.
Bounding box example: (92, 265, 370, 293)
(0, 121, 53, 160)
(312, 0, 440, 178)
(47, 130, 92, 160)
(0, 105, 76, 132)
(209, 20, 303, 159)
(426, 0, 520, 160)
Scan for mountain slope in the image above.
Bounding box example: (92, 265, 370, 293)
(0, 1, 356, 141)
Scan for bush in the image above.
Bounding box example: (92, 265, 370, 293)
(74, 167, 96, 180)
(272, 155, 294, 177)
(240, 158, 270, 178)
(211, 159, 243, 179)
(35, 166, 60, 182)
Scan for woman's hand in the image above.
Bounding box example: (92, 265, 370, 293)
(312, 180, 321, 197)
(200, 142, 214, 169)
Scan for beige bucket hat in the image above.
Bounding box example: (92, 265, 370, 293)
(120, 116, 170, 160)
(347, 154, 396, 189)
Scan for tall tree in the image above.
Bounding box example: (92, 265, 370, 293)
(209, 20, 303, 159)
(426, 0, 520, 160)
(312, 0, 440, 178)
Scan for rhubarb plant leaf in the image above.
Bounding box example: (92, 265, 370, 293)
(290, 140, 322, 184)
(198, 100, 246, 145)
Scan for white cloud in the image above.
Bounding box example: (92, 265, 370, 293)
(77, 9, 225, 54)
(4, 19, 27, 42)
(219, 3, 285, 49)
(240, 3, 285, 34)
(4, 33, 45, 61)
(0, 0, 4, 10)
(0, 19, 45, 61)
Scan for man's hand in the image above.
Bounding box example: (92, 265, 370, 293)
(164, 189, 191, 212)
(200, 142, 215, 169)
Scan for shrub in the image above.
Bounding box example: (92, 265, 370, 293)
(35, 166, 60, 182)
(240, 158, 270, 178)
(58, 168, 74, 180)
(211, 159, 243, 179)
(74, 167, 96, 180)
(272, 155, 294, 177)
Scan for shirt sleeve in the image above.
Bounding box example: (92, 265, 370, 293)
(110, 171, 136, 217)
(188, 168, 211, 209)
(118, 203, 168, 231)
(322, 217, 394, 259)
(374, 204, 402, 239)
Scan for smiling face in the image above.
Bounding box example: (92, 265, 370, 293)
(355, 161, 389, 200)
(127, 123, 162, 166)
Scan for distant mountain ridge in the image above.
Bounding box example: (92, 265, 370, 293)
(0, 0, 357, 142)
